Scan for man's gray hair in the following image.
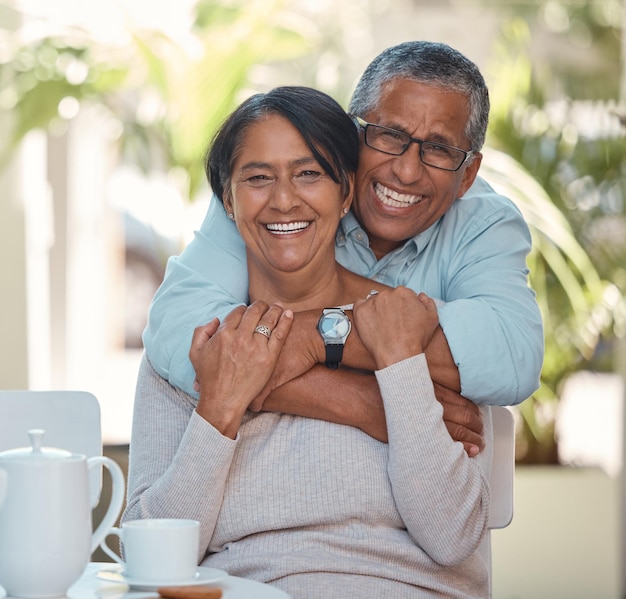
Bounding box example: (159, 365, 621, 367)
(349, 41, 490, 152)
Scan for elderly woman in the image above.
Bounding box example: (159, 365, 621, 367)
(124, 86, 492, 598)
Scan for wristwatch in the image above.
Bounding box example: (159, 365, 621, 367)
(317, 307, 351, 369)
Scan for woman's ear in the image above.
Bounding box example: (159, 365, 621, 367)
(342, 173, 355, 215)
(223, 193, 235, 220)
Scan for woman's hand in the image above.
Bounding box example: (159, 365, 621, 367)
(189, 301, 293, 438)
(353, 287, 439, 370)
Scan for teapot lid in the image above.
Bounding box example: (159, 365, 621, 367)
(0, 429, 74, 461)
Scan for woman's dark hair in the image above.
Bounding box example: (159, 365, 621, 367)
(206, 86, 359, 202)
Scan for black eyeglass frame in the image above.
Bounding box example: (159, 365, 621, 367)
(353, 116, 475, 172)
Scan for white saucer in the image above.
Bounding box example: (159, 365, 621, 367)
(96, 566, 228, 591)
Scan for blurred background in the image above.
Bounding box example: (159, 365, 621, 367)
(0, 0, 625, 596)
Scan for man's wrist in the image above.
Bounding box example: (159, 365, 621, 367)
(292, 310, 327, 364)
(311, 311, 328, 363)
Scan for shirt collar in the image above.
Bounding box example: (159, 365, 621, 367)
(337, 210, 441, 259)
(337, 210, 362, 243)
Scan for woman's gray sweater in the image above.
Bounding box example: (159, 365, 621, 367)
(124, 354, 493, 598)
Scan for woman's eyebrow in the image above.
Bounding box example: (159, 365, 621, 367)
(239, 156, 317, 172)
(238, 161, 272, 172)
(289, 156, 318, 167)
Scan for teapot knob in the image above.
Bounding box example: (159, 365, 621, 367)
(28, 429, 45, 453)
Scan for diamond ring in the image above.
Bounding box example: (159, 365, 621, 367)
(254, 325, 272, 339)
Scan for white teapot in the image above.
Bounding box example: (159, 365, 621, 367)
(0, 429, 125, 598)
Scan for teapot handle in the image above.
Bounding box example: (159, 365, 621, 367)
(88, 456, 126, 553)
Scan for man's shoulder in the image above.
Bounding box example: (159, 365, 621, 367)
(459, 176, 519, 210)
(437, 175, 528, 242)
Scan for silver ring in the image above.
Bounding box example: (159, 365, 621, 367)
(254, 325, 272, 339)
(366, 290, 379, 300)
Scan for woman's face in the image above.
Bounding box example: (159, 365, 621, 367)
(226, 114, 353, 275)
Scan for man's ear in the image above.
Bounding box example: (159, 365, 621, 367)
(458, 152, 482, 197)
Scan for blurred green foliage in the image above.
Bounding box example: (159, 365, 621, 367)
(1, 0, 624, 463)
(0, 0, 311, 196)
(486, 7, 625, 462)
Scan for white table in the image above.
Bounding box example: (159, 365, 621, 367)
(3, 563, 291, 599)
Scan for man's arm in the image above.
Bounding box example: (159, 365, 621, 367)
(143, 198, 247, 396)
(433, 179, 544, 404)
(258, 365, 484, 455)
(256, 287, 461, 400)
(258, 366, 387, 440)
(144, 198, 478, 447)
(145, 199, 460, 398)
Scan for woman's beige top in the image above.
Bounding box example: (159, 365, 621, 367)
(124, 354, 493, 599)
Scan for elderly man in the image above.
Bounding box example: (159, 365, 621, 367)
(142, 41, 544, 451)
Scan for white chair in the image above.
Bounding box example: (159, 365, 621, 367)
(0, 390, 103, 507)
(482, 405, 516, 597)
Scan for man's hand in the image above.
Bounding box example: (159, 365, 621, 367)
(353, 288, 439, 369)
(435, 383, 485, 456)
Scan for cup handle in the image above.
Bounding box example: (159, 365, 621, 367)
(88, 456, 126, 554)
(98, 527, 124, 566)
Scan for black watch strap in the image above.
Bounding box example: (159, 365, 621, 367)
(325, 343, 344, 369)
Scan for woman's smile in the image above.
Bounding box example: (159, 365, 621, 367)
(265, 221, 312, 234)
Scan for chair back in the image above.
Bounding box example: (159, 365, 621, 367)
(0, 390, 102, 506)
(481, 405, 515, 597)
(488, 405, 515, 529)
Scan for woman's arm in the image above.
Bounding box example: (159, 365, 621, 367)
(352, 290, 490, 564)
(378, 356, 492, 565)
(123, 355, 237, 562)
(126, 302, 292, 561)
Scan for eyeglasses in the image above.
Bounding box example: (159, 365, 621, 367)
(354, 116, 475, 172)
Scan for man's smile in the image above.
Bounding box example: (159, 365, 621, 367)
(374, 183, 424, 208)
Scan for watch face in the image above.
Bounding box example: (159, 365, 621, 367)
(319, 312, 350, 341)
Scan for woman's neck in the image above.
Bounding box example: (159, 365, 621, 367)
(248, 260, 356, 312)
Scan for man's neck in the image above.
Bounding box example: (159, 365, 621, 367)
(369, 236, 404, 261)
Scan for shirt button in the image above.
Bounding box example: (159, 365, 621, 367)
(356, 233, 364, 242)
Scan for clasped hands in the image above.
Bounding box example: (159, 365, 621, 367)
(189, 288, 484, 454)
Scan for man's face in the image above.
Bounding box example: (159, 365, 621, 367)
(353, 78, 482, 259)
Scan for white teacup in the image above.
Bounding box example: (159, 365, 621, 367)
(100, 518, 200, 582)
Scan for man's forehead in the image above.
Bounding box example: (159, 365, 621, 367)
(368, 79, 469, 131)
